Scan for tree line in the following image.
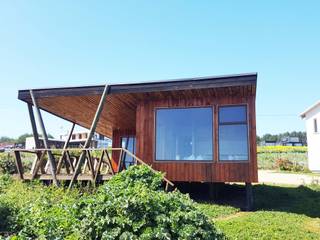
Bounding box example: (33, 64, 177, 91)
(0, 133, 54, 145)
(257, 131, 307, 145)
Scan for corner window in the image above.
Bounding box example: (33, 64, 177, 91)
(219, 105, 249, 161)
(121, 137, 136, 168)
(314, 118, 318, 133)
(156, 107, 213, 161)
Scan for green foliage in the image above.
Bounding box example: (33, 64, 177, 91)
(0, 136, 15, 144)
(15, 134, 33, 145)
(106, 164, 164, 191)
(258, 147, 308, 172)
(18, 187, 81, 239)
(197, 184, 320, 240)
(0, 153, 16, 174)
(78, 184, 222, 239)
(0, 153, 33, 174)
(0, 165, 223, 239)
(216, 211, 320, 240)
(258, 146, 307, 153)
(196, 202, 240, 219)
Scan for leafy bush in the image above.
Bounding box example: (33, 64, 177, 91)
(107, 163, 164, 191)
(0, 153, 16, 174)
(0, 165, 224, 239)
(276, 158, 294, 171)
(0, 153, 34, 175)
(258, 146, 308, 171)
(18, 187, 81, 239)
(77, 165, 223, 239)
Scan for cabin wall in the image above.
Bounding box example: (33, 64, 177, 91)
(135, 95, 258, 183)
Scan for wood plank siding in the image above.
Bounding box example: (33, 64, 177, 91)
(135, 87, 258, 183)
(18, 73, 258, 183)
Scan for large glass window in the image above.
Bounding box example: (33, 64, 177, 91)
(218, 105, 249, 161)
(156, 107, 213, 161)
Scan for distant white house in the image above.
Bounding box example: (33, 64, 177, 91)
(25, 132, 112, 149)
(301, 101, 320, 172)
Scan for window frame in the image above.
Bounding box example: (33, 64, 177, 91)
(154, 106, 215, 163)
(314, 118, 318, 133)
(217, 104, 250, 162)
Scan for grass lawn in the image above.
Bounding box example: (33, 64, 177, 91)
(196, 183, 320, 240)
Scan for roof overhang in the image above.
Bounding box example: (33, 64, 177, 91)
(17, 73, 257, 138)
(18, 73, 257, 100)
(300, 100, 320, 119)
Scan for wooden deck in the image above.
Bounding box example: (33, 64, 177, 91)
(11, 147, 174, 190)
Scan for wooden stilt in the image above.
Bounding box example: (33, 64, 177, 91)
(13, 151, 24, 180)
(30, 90, 59, 186)
(245, 182, 253, 211)
(69, 84, 110, 189)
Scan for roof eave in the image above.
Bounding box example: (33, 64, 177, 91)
(300, 101, 320, 119)
(18, 72, 257, 101)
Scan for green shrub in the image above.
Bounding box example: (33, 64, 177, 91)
(0, 152, 34, 175)
(0, 165, 224, 239)
(258, 152, 308, 171)
(18, 187, 81, 239)
(107, 164, 164, 191)
(0, 153, 16, 174)
(276, 158, 294, 171)
(77, 165, 224, 239)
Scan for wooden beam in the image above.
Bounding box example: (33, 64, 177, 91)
(27, 103, 40, 148)
(28, 103, 42, 175)
(30, 89, 59, 186)
(69, 84, 110, 189)
(56, 123, 75, 173)
(31, 150, 47, 180)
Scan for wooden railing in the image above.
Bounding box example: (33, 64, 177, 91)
(10, 147, 174, 191)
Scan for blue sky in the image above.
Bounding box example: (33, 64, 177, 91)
(0, 1, 319, 138)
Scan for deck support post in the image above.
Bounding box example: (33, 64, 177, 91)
(69, 84, 110, 189)
(30, 90, 59, 186)
(13, 151, 24, 180)
(245, 182, 253, 211)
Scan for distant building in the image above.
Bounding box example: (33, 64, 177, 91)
(280, 137, 304, 146)
(59, 132, 112, 148)
(301, 100, 320, 172)
(260, 140, 277, 146)
(25, 137, 65, 149)
(25, 132, 112, 149)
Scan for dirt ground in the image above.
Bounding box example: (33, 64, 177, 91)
(259, 170, 320, 185)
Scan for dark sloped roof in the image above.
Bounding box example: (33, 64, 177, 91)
(18, 72, 257, 100)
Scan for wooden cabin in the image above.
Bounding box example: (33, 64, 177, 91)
(16, 73, 257, 205)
